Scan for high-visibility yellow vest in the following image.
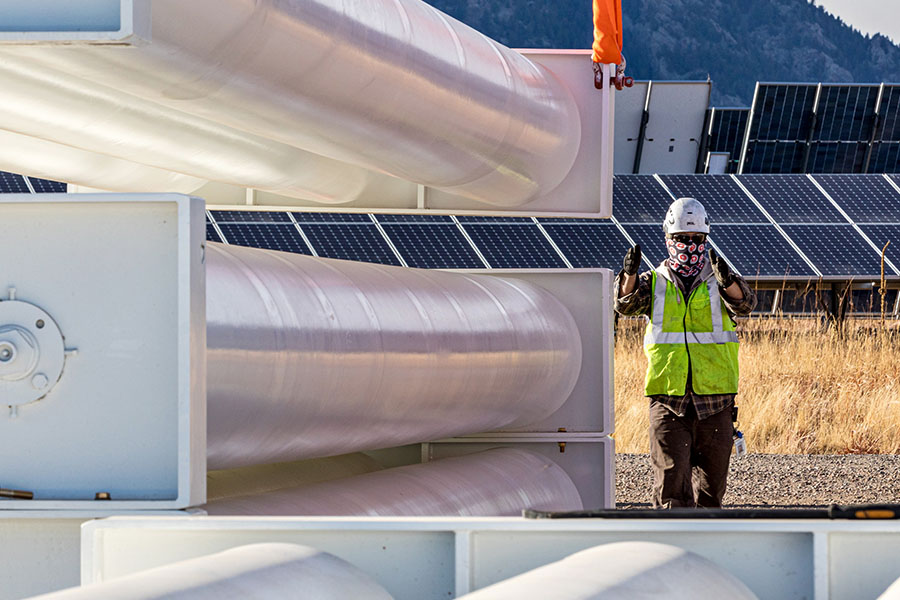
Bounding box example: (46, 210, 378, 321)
(643, 267, 740, 396)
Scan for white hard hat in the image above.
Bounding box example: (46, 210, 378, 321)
(663, 197, 710, 234)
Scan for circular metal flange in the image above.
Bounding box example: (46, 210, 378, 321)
(0, 300, 66, 407)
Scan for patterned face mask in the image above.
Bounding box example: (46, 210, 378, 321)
(666, 237, 706, 277)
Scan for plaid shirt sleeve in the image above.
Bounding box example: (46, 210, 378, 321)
(613, 269, 653, 317)
(721, 275, 757, 317)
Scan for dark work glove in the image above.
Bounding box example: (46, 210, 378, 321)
(593, 61, 603, 90)
(709, 248, 735, 288)
(623, 244, 641, 276)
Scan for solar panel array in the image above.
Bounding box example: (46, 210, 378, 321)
(0, 171, 65, 193)
(739, 83, 900, 174)
(199, 175, 900, 283)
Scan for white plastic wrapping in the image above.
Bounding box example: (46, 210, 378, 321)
(29, 543, 394, 600)
(457, 542, 759, 600)
(0, 128, 205, 193)
(0, 56, 382, 203)
(12, 0, 581, 205)
(204, 449, 583, 516)
(206, 243, 582, 468)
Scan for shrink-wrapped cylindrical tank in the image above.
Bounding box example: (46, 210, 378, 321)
(206, 243, 582, 469)
(457, 542, 759, 600)
(204, 449, 583, 516)
(28, 543, 394, 600)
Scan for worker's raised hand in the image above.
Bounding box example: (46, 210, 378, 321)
(593, 61, 603, 90)
(623, 244, 641, 276)
(709, 248, 734, 288)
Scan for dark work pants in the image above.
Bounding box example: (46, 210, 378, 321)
(649, 400, 734, 508)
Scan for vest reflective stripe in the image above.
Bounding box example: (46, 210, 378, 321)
(649, 330, 739, 344)
(643, 268, 740, 396)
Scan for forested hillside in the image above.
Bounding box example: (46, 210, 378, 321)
(425, 0, 900, 106)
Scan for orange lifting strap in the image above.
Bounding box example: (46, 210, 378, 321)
(592, 0, 623, 64)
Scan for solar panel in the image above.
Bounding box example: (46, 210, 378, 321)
(808, 142, 869, 174)
(456, 215, 534, 223)
(459, 223, 567, 268)
(612, 175, 672, 223)
(541, 221, 632, 270)
(710, 224, 816, 278)
(292, 212, 371, 223)
(869, 143, 900, 173)
(0, 171, 30, 193)
(813, 175, 900, 223)
(217, 223, 311, 254)
(780, 224, 884, 276)
(814, 85, 879, 142)
(708, 109, 749, 172)
(617, 223, 668, 266)
(380, 223, 483, 268)
(206, 223, 223, 243)
(27, 176, 66, 193)
(210, 210, 291, 223)
(737, 175, 846, 223)
(375, 214, 454, 223)
(855, 224, 900, 268)
(301, 224, 401, 265)
(741, 141, 806, 174)
(877, 85, 900, 142)
(749, 84, 818, 141)
(658, 175, 768, 223)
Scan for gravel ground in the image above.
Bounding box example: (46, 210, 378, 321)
(616, 453, 900, 508)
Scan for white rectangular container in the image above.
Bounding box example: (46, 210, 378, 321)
(0, 194, 205, 509)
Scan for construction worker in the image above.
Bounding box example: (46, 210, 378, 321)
(615, 198, 756, 508)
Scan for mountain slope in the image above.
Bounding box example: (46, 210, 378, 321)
(425, 0, 900, 106)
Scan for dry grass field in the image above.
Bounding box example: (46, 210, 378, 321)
(614, 316, 900, 454)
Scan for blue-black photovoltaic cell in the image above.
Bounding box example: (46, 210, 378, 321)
(381, 223, 483, 268)
(869, 143, 900, 173)
(217, 223, 311, 254)
(613, 176, 672, 223)
(741, 141, 806, 174)
(0, 171, 30, 193)
(808, 142, 868, 174)
(537, 217, 602, 224)
(813, 175, 900, 223)
(375, 214, 454, 223)
(302, 224, 401, 265)
(206, 223, 223, 243)
(211, 210, 291, 223)
(456, 215, 534, 223)
(460, 223, 566, 268)
(749, 84, 817, 141)
(856, 225, 900, 271)
(659, 175, 767, 224)
(708, 109, 749, 163)
(737, 175, 846, 223)
(293, 212, 372, 223)
(814, 85, 879, 142)
(711, 225, 816, 278)
(617, 223, 668, 267)
(781, 224, 883, 276)
(27, 176, 66, 193)
(877, 86, 900, 142)
(541, 221, 631, 270)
